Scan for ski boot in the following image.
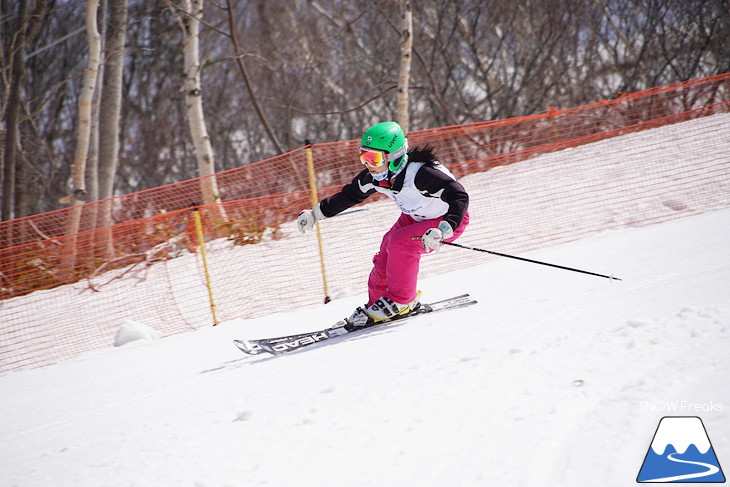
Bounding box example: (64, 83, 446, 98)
(346, 291, 422, 329)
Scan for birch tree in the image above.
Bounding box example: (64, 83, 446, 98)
(397, 0, 413, 131)
(97, 0, 128, 257)
(60, 0, 101, 272)
(67, 0, 101, 207)
(168, 0, 226, 221)
(86, 0, 108, 215)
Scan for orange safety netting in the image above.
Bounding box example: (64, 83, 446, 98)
(1, 73, 730, 374)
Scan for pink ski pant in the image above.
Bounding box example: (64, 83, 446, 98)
(367, 211, 470, 306)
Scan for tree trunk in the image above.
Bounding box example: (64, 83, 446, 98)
(173, 0, 226, 222)
(60, 0, 101, 273)
(1, 0, 47, 226)
(396, 0, 413, 131)
(97, 0, 128, 258)
(86, 0, 107, 211)
(1, 0, 28, 223)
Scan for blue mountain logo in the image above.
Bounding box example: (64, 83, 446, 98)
(637, 416, 725, 483)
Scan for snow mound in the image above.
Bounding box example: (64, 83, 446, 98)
(114, 320, 161, 346)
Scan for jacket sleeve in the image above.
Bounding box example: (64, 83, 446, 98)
(414, 165, 469, 229)
(318, 168, 376, 218)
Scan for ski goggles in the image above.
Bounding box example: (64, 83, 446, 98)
(359, 148, 389, 168)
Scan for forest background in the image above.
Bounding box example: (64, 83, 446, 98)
(2, 0, 729, 221)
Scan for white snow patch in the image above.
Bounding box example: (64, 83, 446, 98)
(114, 320, 161, 346)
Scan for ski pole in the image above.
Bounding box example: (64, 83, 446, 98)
(443, 241, 622, 281)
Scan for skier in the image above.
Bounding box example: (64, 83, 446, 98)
(297, 121, 470, 327)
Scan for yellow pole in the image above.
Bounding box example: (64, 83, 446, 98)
(304, 141, 331, 303)
(192, 206, 220, 325)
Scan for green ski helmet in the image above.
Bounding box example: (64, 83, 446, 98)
(361, 121, 408, 172)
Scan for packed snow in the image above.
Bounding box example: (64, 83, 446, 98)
(1, 204, 728, 486)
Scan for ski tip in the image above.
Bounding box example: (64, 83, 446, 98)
(233, 339, 263, 355)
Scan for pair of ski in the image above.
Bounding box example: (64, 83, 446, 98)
(233, 293, 476, 356)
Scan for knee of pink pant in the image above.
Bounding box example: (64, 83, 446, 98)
(383, 251, 421, 304)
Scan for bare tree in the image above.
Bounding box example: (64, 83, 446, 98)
(223, 0, 284, 154)
(3, 0, 730, 223)
(97, 0, 128, 257)
(85, 0, 108, 211)
(397, 0, 413, 130)
(1, 0, 28, 222)
(167, 0, 225, 220)
(1, 0, 47, 222)
(60, 0, 102, 272)
(66, 0, 101, 208)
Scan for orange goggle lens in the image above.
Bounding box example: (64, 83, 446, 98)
(360, 149, 387, 167)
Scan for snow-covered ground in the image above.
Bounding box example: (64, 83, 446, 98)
(1, 205, 728, 486)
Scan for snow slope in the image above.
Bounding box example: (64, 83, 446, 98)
(1, 207, 729, 487)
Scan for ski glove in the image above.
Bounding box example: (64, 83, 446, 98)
(297, 204, 326, 234)
(422, 221, 454, 252)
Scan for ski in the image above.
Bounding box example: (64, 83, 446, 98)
(233, 294, 476, 356)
